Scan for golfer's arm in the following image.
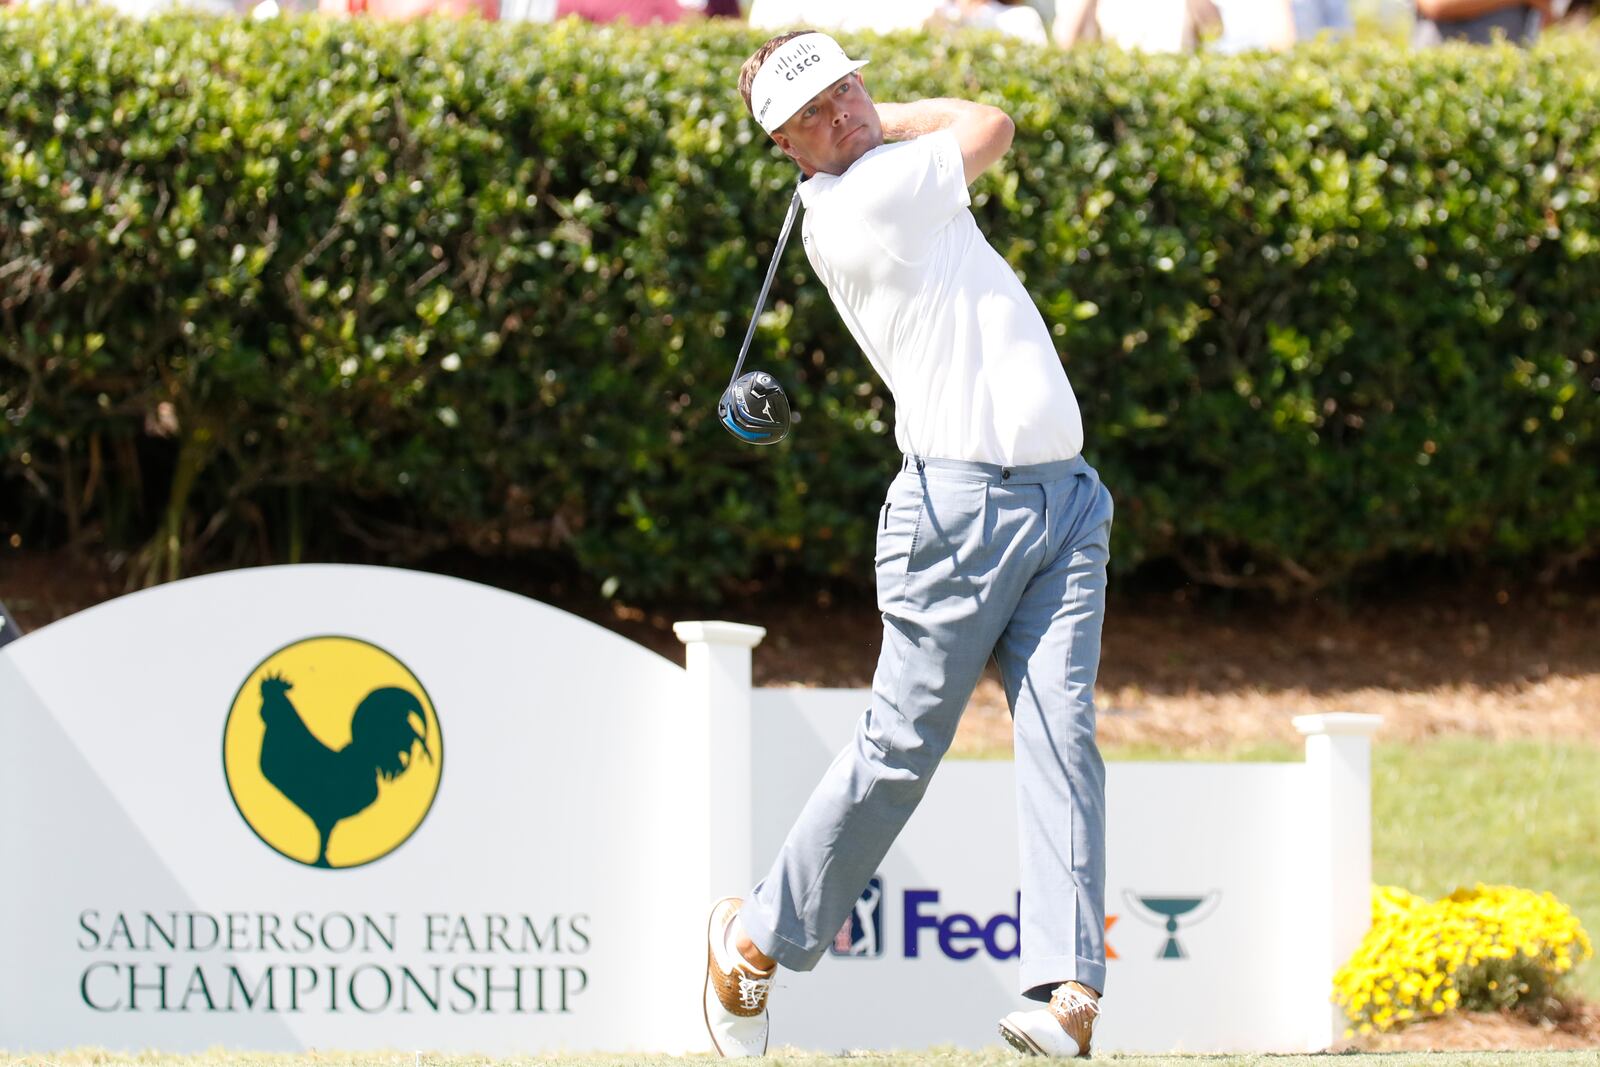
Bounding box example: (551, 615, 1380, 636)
(876, 99, 1014, 184)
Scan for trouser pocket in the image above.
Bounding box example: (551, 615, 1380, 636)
(874, 481, 922, 613)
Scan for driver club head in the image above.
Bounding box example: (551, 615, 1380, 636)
(718, 370, 792, 445)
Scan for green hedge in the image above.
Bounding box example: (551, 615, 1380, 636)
(3, 10, 1599, 598)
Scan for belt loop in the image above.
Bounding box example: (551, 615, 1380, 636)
(915, 455, 926, 472)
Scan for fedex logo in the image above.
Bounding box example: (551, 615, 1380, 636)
(903, 890, 1020, 961)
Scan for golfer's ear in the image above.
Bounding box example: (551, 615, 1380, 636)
(769, 133, 804, 172)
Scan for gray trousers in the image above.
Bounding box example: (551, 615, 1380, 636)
(742, 454, 1113, 1001)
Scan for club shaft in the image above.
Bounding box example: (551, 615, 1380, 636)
(729, 185, 803, 386)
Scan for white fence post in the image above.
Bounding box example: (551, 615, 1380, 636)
(675, 620, 767, 900)
(1293, 711, 1383, 1051)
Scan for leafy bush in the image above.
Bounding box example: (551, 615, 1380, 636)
(1335, 883, 1594, 1035)
(3, 10, 1599, 597)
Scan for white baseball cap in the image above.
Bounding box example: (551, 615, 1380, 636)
(749, 32, 869, 134)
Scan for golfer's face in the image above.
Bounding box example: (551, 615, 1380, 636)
(775, 74, 882, 176)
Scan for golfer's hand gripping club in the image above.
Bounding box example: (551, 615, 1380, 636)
(718, 185, 802, 445)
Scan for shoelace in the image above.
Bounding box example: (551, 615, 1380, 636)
(736, 969, 773, 1012)
(1050, 985, 1100, 1030)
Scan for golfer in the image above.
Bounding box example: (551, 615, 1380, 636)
(705, 30, 1114, 1059)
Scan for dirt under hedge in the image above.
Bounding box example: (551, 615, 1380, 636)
(6, 547, 1600, 757)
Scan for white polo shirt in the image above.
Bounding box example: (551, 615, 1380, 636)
(798, 130, 1083, 466)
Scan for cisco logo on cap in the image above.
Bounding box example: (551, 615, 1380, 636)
(773, 38, 822, 81)
(780, 54, 823, 82)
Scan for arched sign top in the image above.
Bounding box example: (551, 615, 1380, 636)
(2, 564, 685, 678)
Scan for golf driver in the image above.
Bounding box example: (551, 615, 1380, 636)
(718, 185, 801, 445)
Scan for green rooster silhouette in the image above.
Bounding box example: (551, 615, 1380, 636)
(257, 674, 433, 868)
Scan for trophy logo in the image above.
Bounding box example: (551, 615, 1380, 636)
(1123, 891, 1221, 959)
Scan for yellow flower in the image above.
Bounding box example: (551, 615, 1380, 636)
(1334, 884, 1592, 1034)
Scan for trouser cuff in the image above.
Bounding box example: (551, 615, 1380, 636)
(1021, 954, 1107, 1002)
(737, 894, 827, 973)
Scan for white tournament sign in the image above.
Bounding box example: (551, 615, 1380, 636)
(0, 565, 714, 1054)
(1, 564, 1377, 1054)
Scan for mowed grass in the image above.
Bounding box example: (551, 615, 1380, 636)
(1369, 737, 1600, 1004)
(1100, 737, 1600, 1003)
(5, 1052, 1600, 1067)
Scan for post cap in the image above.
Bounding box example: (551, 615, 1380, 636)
(1292, 712, 1383, 738)
(673, 620, 767, 649)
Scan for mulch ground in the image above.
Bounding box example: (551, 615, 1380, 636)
(7, 550, 1600, 758)
(1352, 998, 1600, 1051)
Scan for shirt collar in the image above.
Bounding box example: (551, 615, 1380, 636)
(798, 174, 829, 206)
(796, 139, 899, 205)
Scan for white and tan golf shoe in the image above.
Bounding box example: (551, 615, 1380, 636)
(999, 980, 1100, 1057)
(704, 897, 775, 1057)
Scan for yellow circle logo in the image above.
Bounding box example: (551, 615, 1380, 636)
(222, 636, 443, 869)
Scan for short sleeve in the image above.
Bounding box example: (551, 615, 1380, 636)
(852, 130, 971, 262)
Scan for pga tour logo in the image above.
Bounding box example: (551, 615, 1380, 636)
(830, 877, 885, 957)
